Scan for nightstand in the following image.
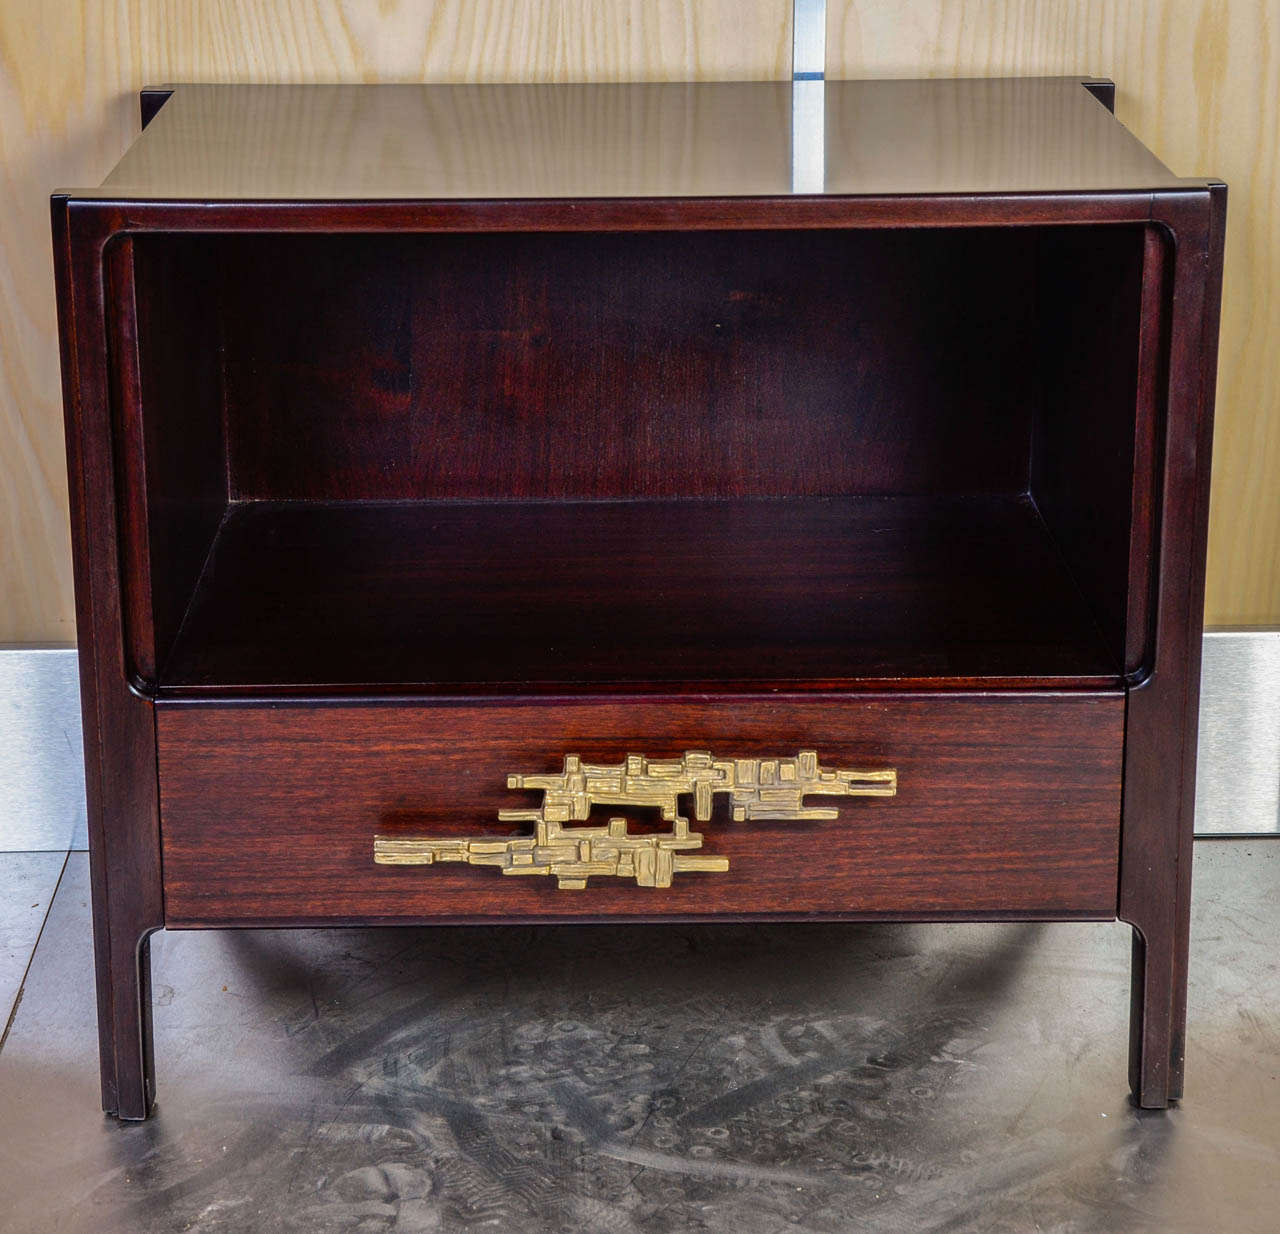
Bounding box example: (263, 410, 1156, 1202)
(53, 77, 1225, 1118)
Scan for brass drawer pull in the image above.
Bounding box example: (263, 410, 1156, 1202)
(373, 750, 896, 890)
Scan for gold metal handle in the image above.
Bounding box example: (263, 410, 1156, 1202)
(374, 750, 896, 890)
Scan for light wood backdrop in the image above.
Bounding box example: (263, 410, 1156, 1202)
(0, 1, 1275, 640)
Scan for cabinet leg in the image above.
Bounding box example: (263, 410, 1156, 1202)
(96, 925, 159, 1120)
(1125, 906, 1189, 1109)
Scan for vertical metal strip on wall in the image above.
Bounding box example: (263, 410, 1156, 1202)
(792, 0, 826, 79)
(791, 0, 826, 194)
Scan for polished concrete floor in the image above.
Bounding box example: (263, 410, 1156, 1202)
(0, 842, 1276, 1233)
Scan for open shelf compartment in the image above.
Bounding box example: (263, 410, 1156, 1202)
(112, 224, 1152, 695)
(161, 494, 1116, 692)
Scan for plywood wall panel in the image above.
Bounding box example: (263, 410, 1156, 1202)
(1, 0, 1275, 637)
(827, 0, 1280, 625)
(0, 1, 792, 643)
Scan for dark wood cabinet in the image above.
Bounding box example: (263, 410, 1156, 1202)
(53, 77, 1225, 1119)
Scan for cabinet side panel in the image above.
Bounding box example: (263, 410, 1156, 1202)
(131, 236, 229, 678)
(1030, 224, 1147, 668)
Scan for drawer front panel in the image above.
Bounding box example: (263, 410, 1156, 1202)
(157, 694, 1123, 925)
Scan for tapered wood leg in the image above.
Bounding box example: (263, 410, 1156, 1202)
(82, 692, 164, 1122)
(95, 921, 159, 1120)
(1126, 903, 1189, 1108)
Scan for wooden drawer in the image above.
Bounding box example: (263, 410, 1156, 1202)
(156, 694, 1123, 925)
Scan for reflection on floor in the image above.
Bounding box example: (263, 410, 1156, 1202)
(0, 843, 1275, 1233)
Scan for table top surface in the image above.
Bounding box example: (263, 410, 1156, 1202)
(68, 77, 1197, 202)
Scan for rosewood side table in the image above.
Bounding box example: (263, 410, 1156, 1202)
(52, 78, 1225, 1119)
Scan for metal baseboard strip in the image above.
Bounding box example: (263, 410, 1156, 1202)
(0, 646, 88, 851)
(0, 633, 1276, 851)
(1194, 630, 1280, 836)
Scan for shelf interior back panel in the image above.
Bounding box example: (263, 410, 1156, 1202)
(156, 494, 1120, 694)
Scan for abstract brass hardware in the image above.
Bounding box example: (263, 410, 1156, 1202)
(373, 750, 896, 890)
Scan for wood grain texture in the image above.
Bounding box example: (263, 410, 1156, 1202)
(156, 496, 1120, 694)
(0, 0, 791, 641)
(213, 227, 1042, 501)
(156, 694, 1124, 925)
(826, 0, 1280, 625)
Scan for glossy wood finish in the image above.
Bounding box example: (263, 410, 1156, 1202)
(156, 694, 1124, 925)
(92, 79, 1190, 201)
(159, 496, 1119, 694)
(52, 79, 1226, 1117)
(52, 201, 164, 1122)
(1118, 186, 1228, 1106)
